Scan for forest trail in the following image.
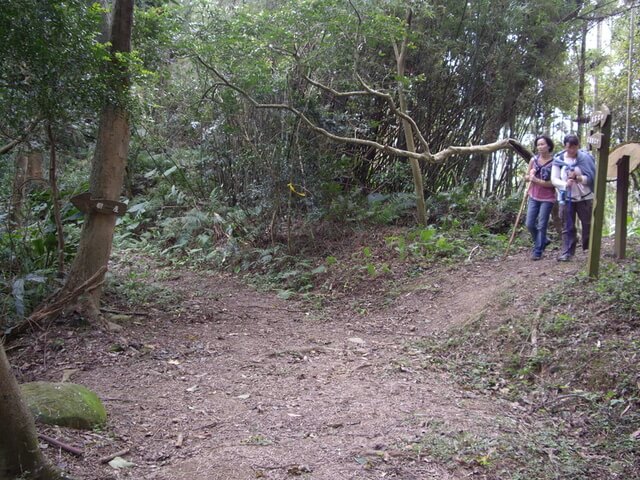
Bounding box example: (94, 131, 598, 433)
(12, 249, 585, 479)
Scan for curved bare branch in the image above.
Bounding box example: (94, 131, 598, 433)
(355, 73, 431, 154)
(195, 56, 531, 165)
(0, 120, 41, 156)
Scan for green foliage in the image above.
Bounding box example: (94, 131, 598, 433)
(133, 4, 182, 74)
(234, 245, 326, 298)
(543, 312, 574, 335)
(175, 0, 577, 217)
(411, 250, 640, 479)
(408, 420, 494, 467)
(385, 226, 466, 261)
(364, 193, 416, 224)
(600, 9, 640, 143)
(0, 272, 51, 329)
(325, 255, 337, 266)
(104, 269, 181, 309)
(424, 186, 516, 234)
(0, 0, 109, 128)
(0, 181, 85, 325)
(594, 257, 640, 318)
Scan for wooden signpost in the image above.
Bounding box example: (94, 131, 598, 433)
(586, 106, 611, 279)
(70, 192, 127, 217)
(606, 143, 640, 260)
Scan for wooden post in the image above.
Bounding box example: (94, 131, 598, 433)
(614, 155, 630, 259)
(587, 107, 611, 278)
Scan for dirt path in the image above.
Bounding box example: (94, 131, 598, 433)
(12, 251, 584, 479)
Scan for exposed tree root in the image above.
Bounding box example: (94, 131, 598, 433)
(3, 267, 107, 342)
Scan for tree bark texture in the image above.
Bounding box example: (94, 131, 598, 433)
(46, 124, 66, 275)
(64, 104, 130, 306)
(0, 344, 61, 480)
(62, 0, 133, 310)
(9, 154, 29, 227)
(10, 151, 45, 227)
(395, 9, 427, 226)
(576, 22, 588, 143)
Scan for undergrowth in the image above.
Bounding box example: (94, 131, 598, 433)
(108, 186, 514, 304)
(411, 248, 640, 479)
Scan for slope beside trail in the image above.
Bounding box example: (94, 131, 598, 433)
(12, 249, 584, 479)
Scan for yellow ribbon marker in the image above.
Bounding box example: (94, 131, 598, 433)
(288, 182, 306, 197)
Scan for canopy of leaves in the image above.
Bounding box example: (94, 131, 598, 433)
(0, 0, 110, 136)
(178, 0, 580, 204)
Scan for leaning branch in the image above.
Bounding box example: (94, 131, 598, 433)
(354, 73, 431, 155)
(302, 75, 371, 98)
(195, 57, 531, 164)
(303, 73, 432, 155)
(432, 139, 514, 163)
(0, 120, 41, 156)
(3, 267, 107, 341)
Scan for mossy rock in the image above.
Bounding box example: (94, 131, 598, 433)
(20, 382, 107, 430)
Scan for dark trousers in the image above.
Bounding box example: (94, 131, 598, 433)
(560, 199, 593, 256)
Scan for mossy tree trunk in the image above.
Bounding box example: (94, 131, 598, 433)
(0, 344, 61, 480)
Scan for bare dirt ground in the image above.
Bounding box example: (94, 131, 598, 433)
(9, 244, 586, 480)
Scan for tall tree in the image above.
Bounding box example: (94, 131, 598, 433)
(189, 0, 562, 208)
(61, 0, 134, 317)
(0, 0, 106, 143)
(394, 8, 427, 225)
(600, 4, 639, 143)
(0, 0, 109, 276)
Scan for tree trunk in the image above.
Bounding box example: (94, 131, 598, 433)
(483, 155, 493, 197)
(47, 124, 66, 275)
(95, 0, 113, 44)
(395, 9, 427, 226)
(576, 22, 588, 143)
(0, 344, 61, 480)
(9, 154, 29, 227)
(62, 0, 133, 315)
(10, 151, 45, 227)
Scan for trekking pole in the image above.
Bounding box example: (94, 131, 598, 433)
(566, 171, 574, 252)
(504, 179, 531, 258)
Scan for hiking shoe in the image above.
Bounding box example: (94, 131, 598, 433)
(557, 253, 573, 262)
(531, 253, 541, 261)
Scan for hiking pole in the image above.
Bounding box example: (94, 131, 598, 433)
(504, 179, 531, 258)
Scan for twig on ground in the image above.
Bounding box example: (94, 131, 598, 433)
(531, 307, 543, 357)
(467, 245, 480, 261)
(100, 307, 149, 316)
(535, 392, 596, 411)
(267, 346, 340, 358)
(235, 304, 306, 313)
(38, 433, 83, 456)
(595, 304, 615, 316)
(99, 448, 130, 464)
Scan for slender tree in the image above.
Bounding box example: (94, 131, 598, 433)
(394, 8, 426, 225)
